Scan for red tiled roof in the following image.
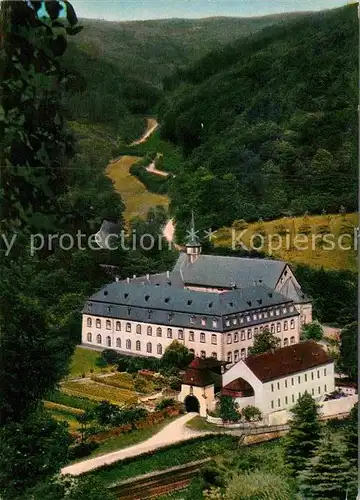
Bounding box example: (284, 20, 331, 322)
(182, 368, 214, 387)
(244, 341, 332, 382)
(189, 357, 224, 370)
(221, 378, 254, 397)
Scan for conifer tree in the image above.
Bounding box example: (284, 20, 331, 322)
(283, 391, 322, 476)
(298, 433, 357, 500)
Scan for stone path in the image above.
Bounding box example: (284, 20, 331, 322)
(61, 412, 205, 476)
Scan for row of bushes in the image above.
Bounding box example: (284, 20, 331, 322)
(90, 373, 134, 391)
(130, 162, 170, 194)
(47, 390, 98, 411)
(61, 381, 138, 406)
(90, 405, 183, 444)
(43, 400, 85, 416)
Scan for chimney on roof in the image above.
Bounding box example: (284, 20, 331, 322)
(230, 282, 236, 289)
(127, 277, 130, 284)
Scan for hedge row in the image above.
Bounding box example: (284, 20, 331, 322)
(47, 390, 98, 411)
(44, 400, 85, 416)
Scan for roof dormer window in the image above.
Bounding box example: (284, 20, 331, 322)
(190, 315, 195, 325)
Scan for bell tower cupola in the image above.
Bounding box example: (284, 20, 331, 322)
(185, 211, 202, 263)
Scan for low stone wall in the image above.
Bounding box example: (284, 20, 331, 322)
(268, 394, 358, 426)
(206, 415, 263, 428)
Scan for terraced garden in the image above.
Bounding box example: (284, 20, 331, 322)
(61, 380, 138, 406)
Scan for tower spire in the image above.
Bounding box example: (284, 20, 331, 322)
(185, 210, 202, 263)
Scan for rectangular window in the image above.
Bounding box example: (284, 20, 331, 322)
(277, 382, 280, 390)
(271, 400, 274, 409)
(312, 388, 314, 395)
(247, 329, 252, 339)
(200, 333, 205, 343)
(232, 317, 237, 325)
(201, 317, 206, 326)
(212, 319, 218, 328)
(324, 384, 327, 392)
(276, 323, 281, 333)
(211, 334, 217, 345)
(167, 328, 172, 338)
(317, 370, 320, 379)
(227, 334, 232, 344)
(318, 386, 321, 394)
(305, 374, 307, 382)
(298, 376, 301, 384)
(271, 383, 274, 392)
(324, 368, 327, 376)
(285, 379, 288, 388)
(311, 372, 314, 380)
(278, 398, 280, 407)
(241, 330, 245, 341)
(234, 332, 239, 343)
(285, 396, 288, 404)
(254, 327, 258, 336)
(189, 331, 194, 342)
(178, 329, 184, 340)
(292, 394, 295, 402)
(291, 378, 294, 386)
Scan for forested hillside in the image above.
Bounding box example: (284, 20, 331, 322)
(158, 5, 358, 236)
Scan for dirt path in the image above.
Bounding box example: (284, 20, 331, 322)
(61, 413, 205, 476)
(131, 118, 158, 146)
(146, 157, 170, 177)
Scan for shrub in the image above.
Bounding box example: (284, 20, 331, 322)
(69, 441, 99, 460)
(155, 398, 176, 411)
(47, 390, 97, 411)
(241, 406, 262, 422)
(101, 349, 120, 366)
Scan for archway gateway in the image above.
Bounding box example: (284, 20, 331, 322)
(184, 395, 200, 413)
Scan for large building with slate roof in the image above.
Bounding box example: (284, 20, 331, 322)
(81, 237, 312, 361)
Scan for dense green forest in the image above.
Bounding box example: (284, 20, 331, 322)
(158, 4, 358, 237)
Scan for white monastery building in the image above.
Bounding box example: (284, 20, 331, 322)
(179, 341, 335, 418)
(81, 232, 312, 362)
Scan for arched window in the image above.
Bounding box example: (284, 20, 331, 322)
(200, 350, 206, 359)
(240, 348, 246, 359)
(136, 340, 141, 351)
(106, 320, 111, 330)
(200, 333, 205, 343)
(107, 336, 111, 347)
(227, 352, 232, 363)
(211, 334, 217, 345)
(157, 344, 163, 355)
(284, 320, 288, 331)
(96, 334, 102, 344)
(147, 342, 152, 353)
(212, 352, 217, 359)
(116, 337, 121, 348)
(284, 337, 289, 347)
(96, 319, 101, 329)
(247, 329, 252, 339)
(290, 319, 295, 329)
(87, 332, 92, 342)
(227, 333, 232, 344)
(167, 328, 172, 338)
(126, 339, 131, 350)
(189, 331, 194, 341)
(290, 336, 295, 345)
(271, 324, 275, 333)
(87, 318, 92, 327)
(234, 350, 239, 362)
(116, 321, 121, 331)
(178, 329, 184, 340)
(126, 323, 131, 332)
(276, 322, 281, 333)
(156, 327, 162, 337)
(147, 326, 152, 336)
(136, 324, 142, 334)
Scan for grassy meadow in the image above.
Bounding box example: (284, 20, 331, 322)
(214, 213, 358, 272)
(106, 155, 169, 221)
